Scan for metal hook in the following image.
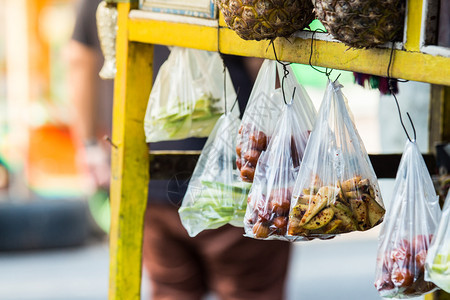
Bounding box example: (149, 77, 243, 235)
(386, 43, 415, 142)
(103, 135, 118, 149)
(270, 40, 290, 105)
(290, 87, 296, 105)
(230, 87, 240, 113)
(309, 29, 333, 79)
(222, 57, 228, 114)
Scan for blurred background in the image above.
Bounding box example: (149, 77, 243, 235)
(0, 0, 435, 299)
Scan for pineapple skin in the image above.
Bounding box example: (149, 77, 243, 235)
(314, 0, 406, 48)
(218, 0, 315, 41)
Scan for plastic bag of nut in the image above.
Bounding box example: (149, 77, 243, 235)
(244, 75, 316, 240)
(287, 80, 385, 241)
(236, 59, 284, 183)
(374, 141, 441, 298)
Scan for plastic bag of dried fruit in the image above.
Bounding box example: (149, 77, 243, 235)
(236, 59, 284, 183)
(144, 47, 235, 142)
(179, 104, 252, 237)
(425, 189, 450, 293)
(287, 80, 385, 241)
(374, 141, 441, 298)
(244, 75, 316, 240)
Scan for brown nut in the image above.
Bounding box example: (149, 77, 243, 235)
(236, 144, 242, 157)
(272, 216, 288, 234)
(391, 267, 414, 288)
(236, 157, 242, 170)
(243, 149, 261, 166)
(240, 165, 255, 182)
(253, 221, 270, 238)
(249, 130, 267, 150)
(415, 249, 427, 273)
(270, 197, 291, 216)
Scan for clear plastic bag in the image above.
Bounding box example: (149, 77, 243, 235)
(374, 141, 441, 298)
(144, 47, 235, 142)
(179, 107, 251, 237)
(243, 70, 316, 240)
(236, 59, 284, 182)
(425, 189, 450, 293)
(287, 80, 385, 240)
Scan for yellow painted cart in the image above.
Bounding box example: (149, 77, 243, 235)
(109, 1, 450, 299)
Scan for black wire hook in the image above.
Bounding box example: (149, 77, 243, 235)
(309, 29, 333, 79)
(269, 40, 291, 105)
(290, 87, 296, 105)
(221, 56, 228, 114)
(386, 43, 416, 142)
(230, 87, 240, 113)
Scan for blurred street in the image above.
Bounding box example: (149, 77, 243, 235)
(0, 228, 423, 300)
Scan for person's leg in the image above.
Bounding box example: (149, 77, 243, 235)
(197, 225, 291, 300)
(142, 203, 208, 300)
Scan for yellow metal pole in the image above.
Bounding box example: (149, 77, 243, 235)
(109, 2, 153, 299)
(404, 0, 424, 51)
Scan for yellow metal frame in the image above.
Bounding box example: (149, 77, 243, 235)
(109, 2, 450, 299)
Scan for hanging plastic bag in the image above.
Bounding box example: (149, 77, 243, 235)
(179, 105, 251, 237)
(144, 47, 235, 142)
(374, 141, 441, 298)
(425, 189, 450, 293)
(288, 80, 385, 240)
(244, 69, 316, 240)
(236, 59, 284, 182)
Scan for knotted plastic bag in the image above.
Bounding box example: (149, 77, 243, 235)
(144, 47, 235, 142)
(425, 190, 450, 293)
(236, 59, 284, 182)
(374, 141, 441, 298)
(179, 107, 251, 237)
(243, 72, 316, 240)
(288, 80, 385, 240)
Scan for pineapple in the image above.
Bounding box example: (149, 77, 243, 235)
(314, 0, 405, 48)
(217, 0, 315, 41)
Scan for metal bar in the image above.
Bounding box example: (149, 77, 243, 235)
(127, 16, 450, 86)
(145, 153, 437, 179)
(108, 2, 152, 300)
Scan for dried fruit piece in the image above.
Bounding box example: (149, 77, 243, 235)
(302, 207, 335, 230)
(349, 198, 369, 230)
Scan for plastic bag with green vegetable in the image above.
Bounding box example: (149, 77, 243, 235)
(179, 105, 251, 237)
(144, 47, 235, 142)
(425, 189, 450, 293)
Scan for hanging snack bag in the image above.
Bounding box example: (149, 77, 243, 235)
(179, 106, 252, 237)
(374, 141, 441, 298)
(144, 47, 235, 142)
(236, 59, 284, 182)
(244, 69, 316, 240)
(288, 80, 385, 240)
(425, 189, 450, 293)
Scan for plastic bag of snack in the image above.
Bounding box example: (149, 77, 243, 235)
(425, 189, 450, 293)
(236, 59, 284, 182)
(288, 80, 385, 240)
(179, 105, 251, 237)
(244, 78, 316, 240)
(144, 47, 235, 142)
(374, 141, 441, 298)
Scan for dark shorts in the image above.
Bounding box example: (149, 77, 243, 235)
(142, 203, 292, 300)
